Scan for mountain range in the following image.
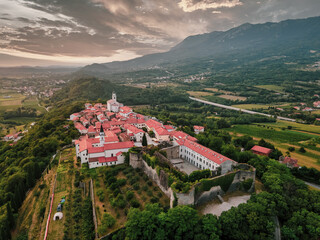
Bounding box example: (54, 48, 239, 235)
(80, 16, 320, 76)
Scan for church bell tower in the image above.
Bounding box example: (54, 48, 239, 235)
(99, 125, 105, 147)
(112, 91, 117, 101)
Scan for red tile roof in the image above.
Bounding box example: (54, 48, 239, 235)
(120, 106, 132, 113)
(251, 145, 272, 155)
(171, 131, 197, 142)
(88, 141, 134, 153)
(194, 125, 204, 130)
(154, 127, 169, 136)
(116, 151, 123, 156)
(145, 119, 162, 129)
(164, 125, 175, 130)
(182, 139, 233, 165)
(87, 126, 95, 133)
(104, 130, 119, 143)
(125, 124, 144, 134)
(282, 156, 299, 168)
(74, 122, 86, 131)
(98, 156, 117, 163)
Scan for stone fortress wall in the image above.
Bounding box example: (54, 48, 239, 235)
(129, 151, 255, 208)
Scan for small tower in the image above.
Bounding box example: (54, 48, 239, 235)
(112, 91, 117, 101)
(99, 125, 105, 147)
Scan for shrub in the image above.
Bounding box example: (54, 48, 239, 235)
(142, 185, 148, 191)
(143, 175, 149, 181)
(133, 183, 140, 190)
(288, 146, 295, 152)
(157, 192, 163, 198)
(150, 197, 159, 203)
(146, 190, 153, 197)
(126, 191, 134, 201)
(299, 147, 306, 153)
(130, 199, 140, 208)
(97, 189, 105, 202)
(147, 180, 153, 186)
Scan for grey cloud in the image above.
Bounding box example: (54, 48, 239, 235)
(0, 0, 320, 66)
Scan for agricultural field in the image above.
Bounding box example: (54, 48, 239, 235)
(218, 94, 247, 101)
(254, 85, 285, 93)
(90, 164, 170, 237)
(0, 90, 47, 136)
(0, 89, 25, 112)
(232, 103, 289, 110)
(227, 123, 320, 170)
(187, 91, 214, 98)
(253, 120, 320, 135)
(204, 88, 234, 94)
(226, 124, 314, 143)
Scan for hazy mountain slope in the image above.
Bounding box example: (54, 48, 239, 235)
(80, 16, 320, 76)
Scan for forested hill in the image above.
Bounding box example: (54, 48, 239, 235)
(80, 16, 320, 76)
(51, 77, 188, 106)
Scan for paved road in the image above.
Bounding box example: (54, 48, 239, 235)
(305, 181, 320, 190)
(189, 97, 296, 122)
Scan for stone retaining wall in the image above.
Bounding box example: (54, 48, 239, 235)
(129, 153, 256, 208)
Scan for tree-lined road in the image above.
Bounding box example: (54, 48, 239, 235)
(189, 97, 296, 122)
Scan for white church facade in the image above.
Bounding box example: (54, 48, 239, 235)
(107, 92, 123, 112)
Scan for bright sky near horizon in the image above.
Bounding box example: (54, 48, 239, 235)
(0, 0, 320, 67)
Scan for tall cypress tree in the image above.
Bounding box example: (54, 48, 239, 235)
(6, 202, 14, 228)
(142, 133, 148, 146)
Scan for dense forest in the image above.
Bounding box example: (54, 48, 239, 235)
(0, 102, 82, 239)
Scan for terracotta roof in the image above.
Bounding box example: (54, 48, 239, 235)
(125, 124, 144, 134)
(104, 130, 119, 142)
(116, 151, 123, 156)
(74, 122, 86, 131)
(194, 125, 204, 130)
(87, 126, 95, 133)
(98, 156, 117, 163)
(88, 141, 134, 153)
(120, 106, 132, 113)
(182, 139, 233, 165)
(251, 145, 272, 154)
(154, 127, 169, 136)
(145, 119, 162, 129)
(171, 131, 197, 142)
(164, 125, 175, 130)
(282, 156, 299, 168)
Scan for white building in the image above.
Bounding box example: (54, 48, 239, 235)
(125, 124, 144, 142)
(178, 139, 234, 174)
(75, 125, 134, 168)
(107, 92, 123, 112)
(194, 125, 204, 134)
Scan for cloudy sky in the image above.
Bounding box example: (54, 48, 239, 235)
(0, 0, 320, 67)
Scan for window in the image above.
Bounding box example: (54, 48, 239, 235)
(111, 153, 114, 157)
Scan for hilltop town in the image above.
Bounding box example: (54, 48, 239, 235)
(71, 92, 235, 174)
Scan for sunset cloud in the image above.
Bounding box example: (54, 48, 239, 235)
(178, 0, 242, 12)
(0, 0, 319, 66)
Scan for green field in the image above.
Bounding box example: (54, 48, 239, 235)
(226, 125, 314, 143)
(254, 85, 285, 93)
(253, 120, 320, 135)
(232, 103, 289, 110)
(226, 123, 320, 170)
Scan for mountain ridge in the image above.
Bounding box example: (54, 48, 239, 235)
(79, 16, 320, 76)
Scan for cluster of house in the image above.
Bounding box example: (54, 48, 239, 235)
(71, 93, 300, 172)
(72, 93, 241, 172)
(291, 99, 320, 112)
